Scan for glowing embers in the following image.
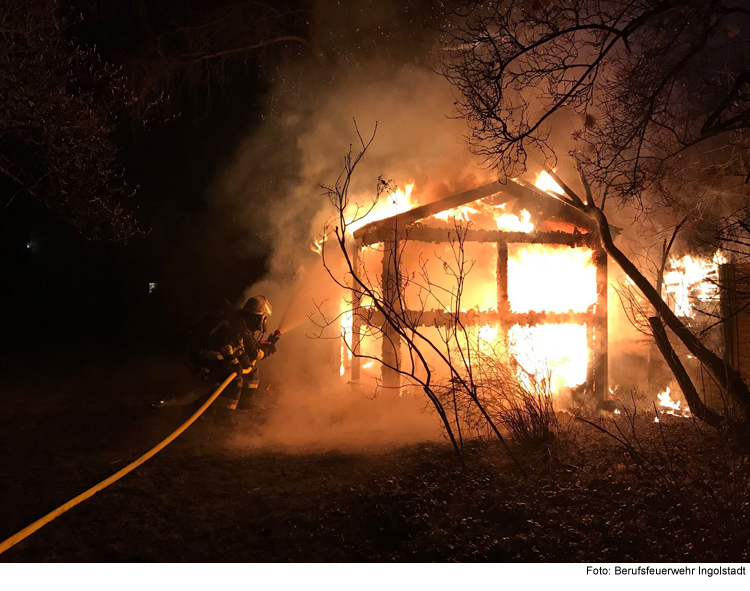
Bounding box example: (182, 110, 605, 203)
(508, 323, 588, 392)
(507, 244, 597, 313)
(663, 250, 726, 318)
(431, 198, 533, 232)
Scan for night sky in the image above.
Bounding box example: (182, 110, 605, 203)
(1, 0, 443, 349)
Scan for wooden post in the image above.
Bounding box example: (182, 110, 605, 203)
(381, 230, 401, 392)
(350, 243, 363, 382)
(593, 249, 609, 402)
(497, 240, 510, 356)
(497, 242, 509, 322)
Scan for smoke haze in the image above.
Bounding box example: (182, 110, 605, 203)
(208, 1, 660, 450)
(208, 2, 480, 450)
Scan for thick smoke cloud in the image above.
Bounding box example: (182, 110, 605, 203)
(210, 62, 490, 280)
(209, 2, 485, 450)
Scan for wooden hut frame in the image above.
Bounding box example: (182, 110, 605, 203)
(347, 179, 609, 401)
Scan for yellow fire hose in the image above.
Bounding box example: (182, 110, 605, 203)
(0, 371, 241, 556)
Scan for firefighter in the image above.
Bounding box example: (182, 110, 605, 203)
(190, 295, 276, 418)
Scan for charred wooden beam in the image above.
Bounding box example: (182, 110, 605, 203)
(350, 244, 363, 382)
(381, 234, 401, 391)
(358, 225, 595, 249)
(356, 308, 594, 330)
(355, 180, 508, 237)
(500, 179, 598, 231)
(593, 249, 609, 401)
(497, 243, 509, 316)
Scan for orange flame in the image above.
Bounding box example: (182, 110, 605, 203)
(340, 298, 353, 376)
(663, 251, 725, 318)
(310, 235, 326, 255)
(496, 208, 533, 232)
(509, 323, 588, 392)
(432, 200, 533, 232)
(346, 183, 416, 234)
(656, 386, 691, 418)
(477, 323, 499, 355)
(508, 244, 597, 313)
(534, 171, 565, 196)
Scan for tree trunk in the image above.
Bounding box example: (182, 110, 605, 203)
(589, 207, 750, 423)
(648, 316, 725, 429)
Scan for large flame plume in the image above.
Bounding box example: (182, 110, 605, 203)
(508, 244, 597, 314)
(432, 200, 533, 232)
(508, 323, 589, 393)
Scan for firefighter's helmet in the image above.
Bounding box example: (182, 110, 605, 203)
(241, 295, 272, 332)
(243, 295, 272, 317)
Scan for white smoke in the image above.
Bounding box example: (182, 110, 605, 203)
(208, 38, 493, 449)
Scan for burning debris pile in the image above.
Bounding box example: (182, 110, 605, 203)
(655, 386, 691, 420)
(609, 385, 693, 422)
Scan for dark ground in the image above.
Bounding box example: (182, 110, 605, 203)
(1, 350, 749, 562)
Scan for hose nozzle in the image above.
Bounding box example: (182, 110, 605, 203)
(267, 329, 282, 345)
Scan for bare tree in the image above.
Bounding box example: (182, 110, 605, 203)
(443, 0, 750, 425)
(1, 0, 150, 241)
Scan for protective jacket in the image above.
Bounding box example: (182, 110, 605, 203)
(190, 304, 265, 410)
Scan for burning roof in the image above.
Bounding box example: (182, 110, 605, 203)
(352, 176, 597, 243)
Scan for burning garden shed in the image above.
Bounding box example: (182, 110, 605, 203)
(337, 174, 610, 402)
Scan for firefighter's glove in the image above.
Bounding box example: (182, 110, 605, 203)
(259, 342, 277, 357)
(236, 357, 253, 375)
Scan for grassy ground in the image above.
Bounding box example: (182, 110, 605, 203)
(1, 350, 748, 562)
